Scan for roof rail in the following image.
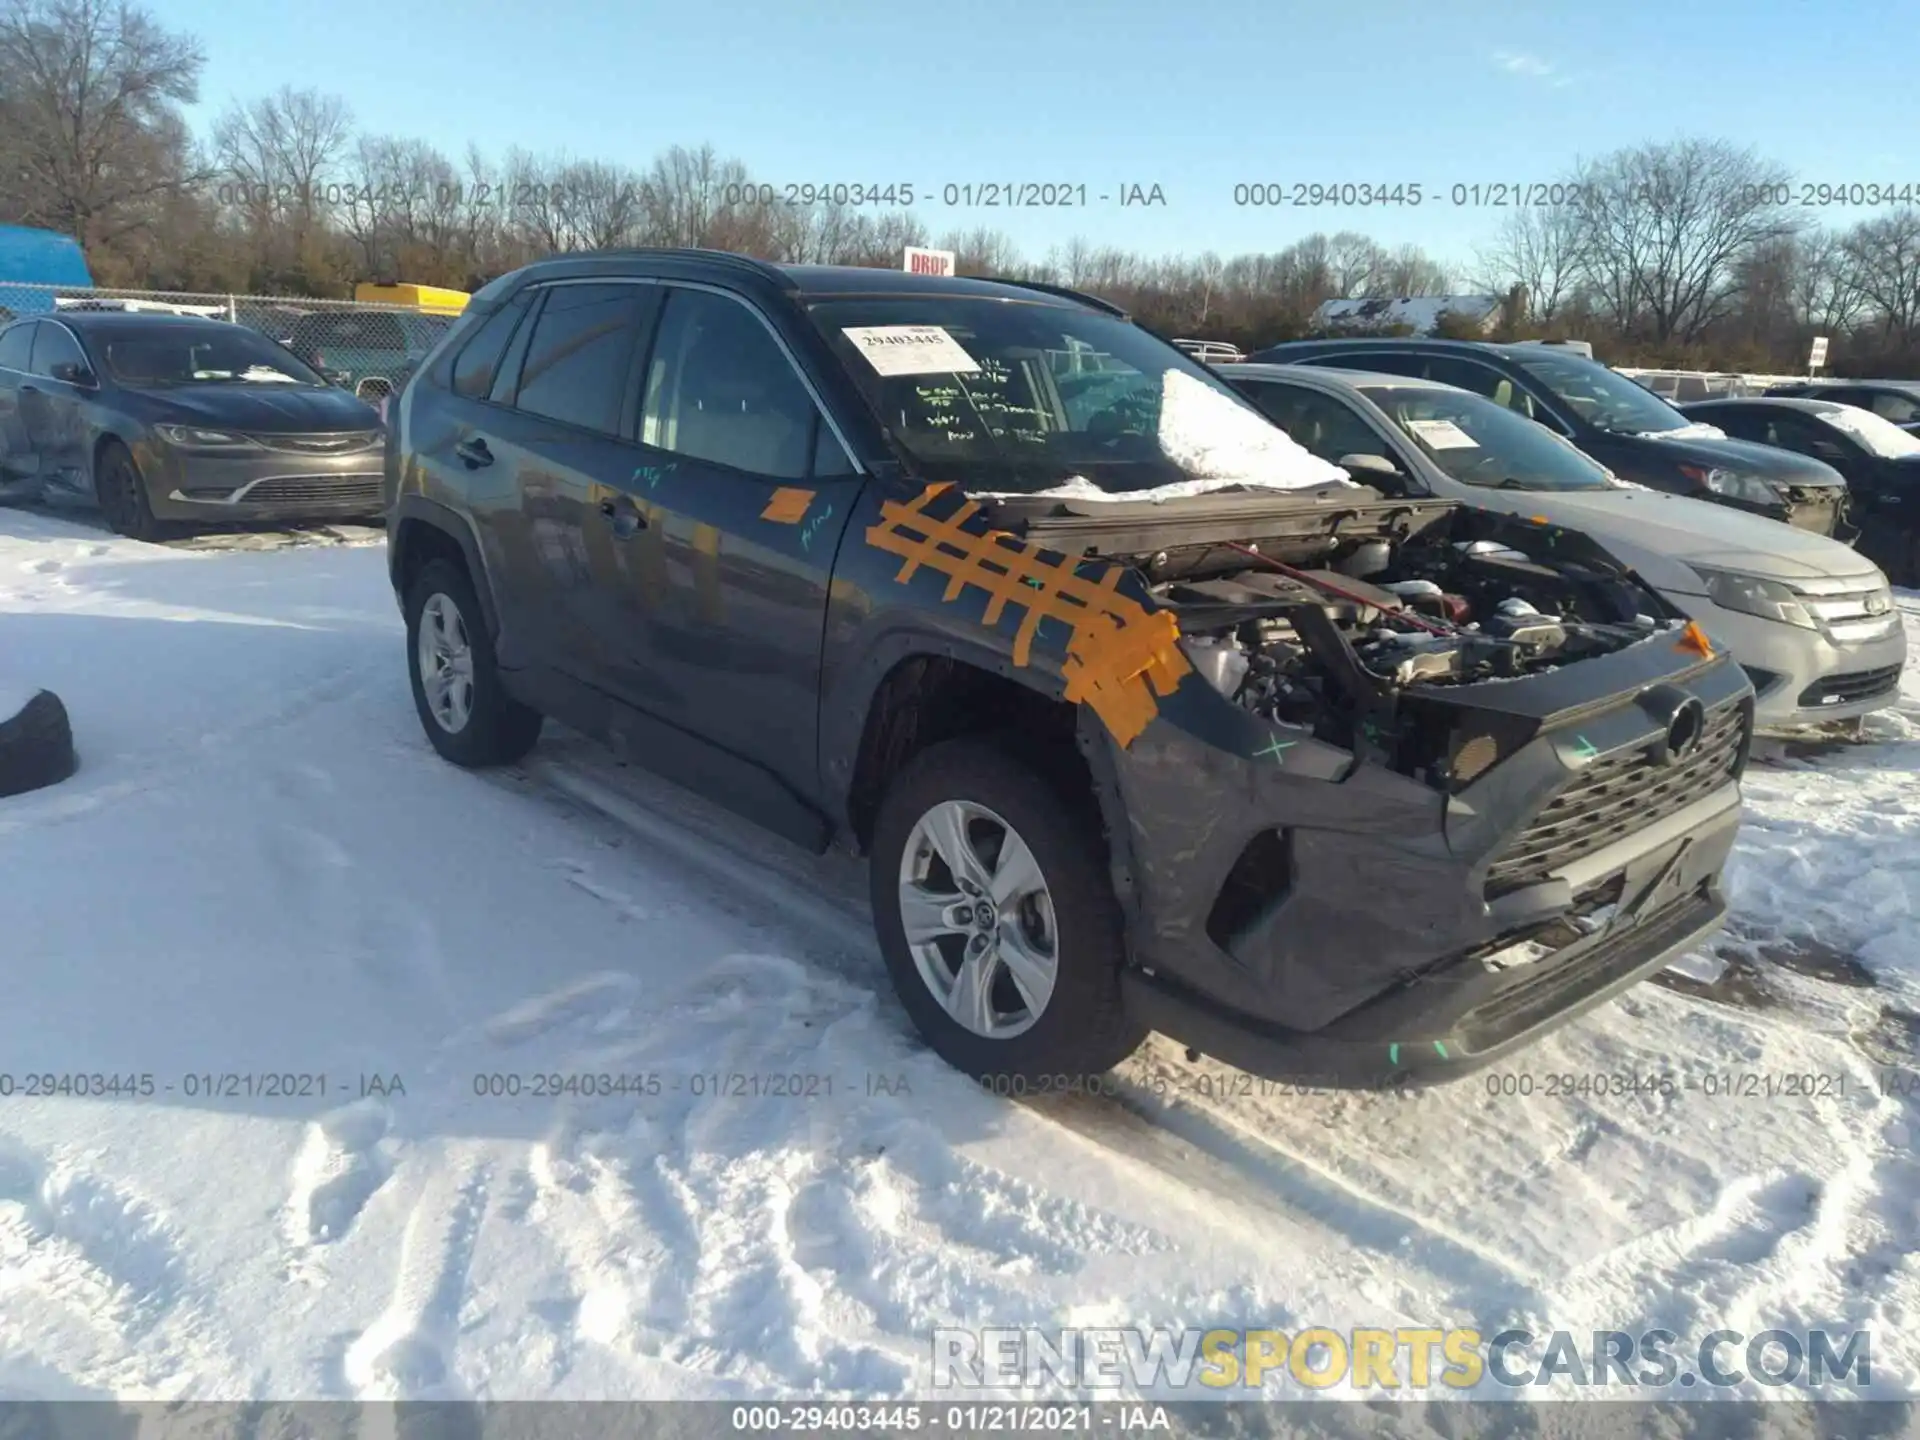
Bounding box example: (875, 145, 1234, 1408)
(536, 247, 794, 287)
(978, 277, 1128, 318)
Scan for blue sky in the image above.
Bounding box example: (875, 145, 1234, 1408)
(165, 0, 1915, 276)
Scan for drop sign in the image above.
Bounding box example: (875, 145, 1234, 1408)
(903, 246, 956, 277)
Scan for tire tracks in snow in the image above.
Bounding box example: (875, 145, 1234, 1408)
(341, 1157, 490, 1401)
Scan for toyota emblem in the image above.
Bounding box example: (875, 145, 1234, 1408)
(1662, 697, 1706, 765)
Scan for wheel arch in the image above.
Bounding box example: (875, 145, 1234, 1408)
(389, 495, 501, 643)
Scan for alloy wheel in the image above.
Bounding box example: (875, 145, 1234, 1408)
(416, 592, 476, 733)
(896, 799, 1059, 1039)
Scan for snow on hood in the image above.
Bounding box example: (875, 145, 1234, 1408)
(1636, 421, 1727, 441)
(981, 370, 1355, 503)
(1815, 403, 1920, 458)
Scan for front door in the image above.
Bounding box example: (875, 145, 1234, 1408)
(23, 320, 91, 501)
(589, 283, 866, 801)
(0, 322, 37, 492)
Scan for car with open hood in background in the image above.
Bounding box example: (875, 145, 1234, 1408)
(1252, 337, 1855, 538)
(1221, 364, 1904, 731)
(1679, 395, 1920, 587)
(0, 310, 385, 540)
(385, 251, 1754, 1089)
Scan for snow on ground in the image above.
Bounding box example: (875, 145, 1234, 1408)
(0, 504, 1917, 1406)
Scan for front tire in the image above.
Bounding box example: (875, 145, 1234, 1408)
(870, 738, 1147, 1083)
(95, 440, 165, 542)
(404, 558, 542, 767)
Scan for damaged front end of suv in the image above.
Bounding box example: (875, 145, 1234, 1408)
(979, 484, 1753, 1088)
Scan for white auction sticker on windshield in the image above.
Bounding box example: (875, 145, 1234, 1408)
(842, 325, 981, 376)
(1405, 419, 1479, 450)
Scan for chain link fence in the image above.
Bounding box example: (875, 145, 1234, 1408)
(0, 282, 460, 407)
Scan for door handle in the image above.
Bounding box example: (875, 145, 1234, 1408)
(599, 497, 647, 537)
(454, 437, 493, 468)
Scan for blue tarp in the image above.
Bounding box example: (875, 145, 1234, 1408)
(0, 226, 94, 313)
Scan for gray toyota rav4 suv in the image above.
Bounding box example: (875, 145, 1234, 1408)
(384, 250, 1753, 1089)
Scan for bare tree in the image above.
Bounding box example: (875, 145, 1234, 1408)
(211, 86, 352, 286)
(1472, 204, 1586, 321)
(1570, 139, 1799, 343)
(1843, 208, 1920, 344)
(1787, 229, 1867, 336)
(0, 0, 206, 252)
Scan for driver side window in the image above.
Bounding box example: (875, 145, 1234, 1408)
(1764, 416, 1850, 464)
(1242, 383, 1408, 489)
(29, 324, 87, 379)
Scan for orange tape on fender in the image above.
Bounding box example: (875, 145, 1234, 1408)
(760, 487, 815, 523)
(865, 484, 1190, 746)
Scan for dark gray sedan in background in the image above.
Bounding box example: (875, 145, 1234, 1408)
(0, 311, 385, 541)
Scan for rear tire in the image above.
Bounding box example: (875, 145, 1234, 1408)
(95, 440, 165, 542)
(870, 737, 1147, 1084)
(404, 558, 542, 767)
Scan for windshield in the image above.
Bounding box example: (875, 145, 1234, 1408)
(1360, 384, 1615, 490)
(807, 297, 1347, 496)
(1507, 349, 1698, 435)
(1816, 404, 1920, 459)
(99, 326, 323, 386)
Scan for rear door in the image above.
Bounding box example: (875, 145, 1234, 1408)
(595, 282, 865, 797)
(0, 321, 36, 488)
(436, 281, 658, 684)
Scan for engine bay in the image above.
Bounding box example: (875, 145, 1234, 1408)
(979, 485, 1685, 779)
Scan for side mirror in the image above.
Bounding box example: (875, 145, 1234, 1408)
(1338, 453, 1401, 478)
(50, 360, 94, 386)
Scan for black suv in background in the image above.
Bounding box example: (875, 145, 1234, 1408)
(1255, 338, 1853, 536)
(385, 251, 1751, 1088)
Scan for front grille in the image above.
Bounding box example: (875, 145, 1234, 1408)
(240, 474, 383, 508)
(1484, 701, 1747, 896)
(1798, 665, 1903, 709)
(247, 431, 381, 455)
(1783, 487, 1841, 534)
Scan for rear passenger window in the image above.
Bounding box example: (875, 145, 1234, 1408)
(641, 288, 822, 481)
(512, 284, 645, 435)
(450, 298, 532, 400)
(1330, 352, 1426, 378)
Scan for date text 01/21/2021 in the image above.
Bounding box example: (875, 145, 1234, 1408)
(0, 1072, 404, 1100)
(208, 180, 1170, 211)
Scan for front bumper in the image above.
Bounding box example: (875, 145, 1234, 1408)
(1668, 595, 1906, 727)
(136, 439, 386, 523)
(1100, 639, 1753, 1087)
